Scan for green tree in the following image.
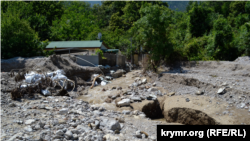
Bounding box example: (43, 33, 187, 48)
(235, 22, 250, 56)
(1, 5, 40, 59)
(188, 3, 213, 37)
(131, 5, 173, 67)
(206, 17, 236, 60)
(50, 2, 99, 41)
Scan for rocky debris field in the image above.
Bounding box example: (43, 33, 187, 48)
(1, 56, 250, 140)
(1, 95, 161, 141)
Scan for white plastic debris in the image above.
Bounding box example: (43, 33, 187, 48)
(95, 81, 98, 86)
(24, 72, 44, 83)
(55, 70, 65, 75)
(41, 89, 51, 96)
(20, 85, 27, 88)
(110, 70, 115, 74)
(105, 76, 113, 80)
(101, 81, 107, 86)
(52, 74, 67, 81)
(46, 72, 54, 77)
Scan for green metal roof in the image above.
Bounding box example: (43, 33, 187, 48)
(46, 40, 103, 49)
(102, 49, 119, 53)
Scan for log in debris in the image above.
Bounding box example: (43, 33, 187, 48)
(90, 74, 101, 89)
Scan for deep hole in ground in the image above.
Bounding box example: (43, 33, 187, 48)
(135, 99, 219, 125)
(164, 107, 219, 125)
(141, 100, 164, 119)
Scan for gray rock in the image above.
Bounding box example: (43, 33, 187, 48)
(56, 130, 64, 136)
(130, 97, 141, 101)
(73, 134, 78, 140)
(139, 114, 146, 118)
(30, 135, 42, 141)
(133, 82, 138, 87)
(44, 125, 50, 129)
(76, 125, 91, 132)
(217, 88, 226, 94)
(9, 103, 16, 107)
(142, 78, 147, 84)
(111, 70, 124, 78)
(106, 119, 121, 131)
(237, 103, 246, 109)
(39, 105, 45, 109)
(65, 130, 73, 139)
(149, 135, 156, 141)
(135, 130, 142, 138)
(34, 124, 41, 130)
(25, 119, 36, 125)
(132, 110, 139, 115)
(6, 132, 23, 141)
(117, 99, 130, 106)
(24, 126, 33, 132)
(146, 94, 157, 100)
(59, 108, 68, 114)
(186, 98, 190, 102)
(195, 90, 204, 95)
(122, 110, 131, 115)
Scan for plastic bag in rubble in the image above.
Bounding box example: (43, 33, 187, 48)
(52, 74, 67, 81)
(101, 81, 107, 86)
(41, 89, 51, 96)
(55, 70, 65, 75)
(46, 72, 54, 77)
(25, 72, 43, 83)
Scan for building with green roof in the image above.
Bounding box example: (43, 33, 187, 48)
(45, 40, 110, 54)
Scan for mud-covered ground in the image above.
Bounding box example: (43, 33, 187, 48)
(1, 56, 250, 140)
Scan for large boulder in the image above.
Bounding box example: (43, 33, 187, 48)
(111, 69, 125, 78)
(158, 95, 235, 125)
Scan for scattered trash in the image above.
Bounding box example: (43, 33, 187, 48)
(41, 89, 51, 96)
(105, 76, 113, 80)
(10, 69, 75, 99)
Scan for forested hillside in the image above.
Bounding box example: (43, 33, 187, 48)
(164, 1, 189, 11)
(2, 1, 250, 66)
(86, 1, 189, 11)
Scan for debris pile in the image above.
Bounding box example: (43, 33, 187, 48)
(9, 69, 75, 99)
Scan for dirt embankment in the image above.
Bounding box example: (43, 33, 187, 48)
(1, 55, 102, 83)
